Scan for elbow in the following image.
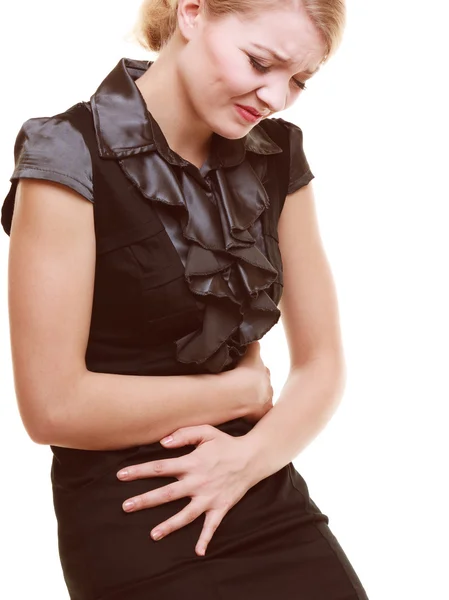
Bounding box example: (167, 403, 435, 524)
(332, 355, 347, 398)
(17, 386, 72, 446)
(290, 351, 347, 398)
(326, 353, 347, 402)
(19, 400, 60, 445)
(28, 428, 51, 446)
(33, 411, 65, 446)
(15, 370, 84, 446)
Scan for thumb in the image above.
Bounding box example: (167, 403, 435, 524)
(240, 340, 260, 362)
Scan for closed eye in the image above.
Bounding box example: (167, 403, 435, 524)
(247, 55, 307, 91)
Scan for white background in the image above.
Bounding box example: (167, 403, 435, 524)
(1, 1, 448, 598)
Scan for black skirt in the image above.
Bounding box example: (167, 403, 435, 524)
(51, 418, 369, 600)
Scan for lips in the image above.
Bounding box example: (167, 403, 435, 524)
(236, 104, 261, 117)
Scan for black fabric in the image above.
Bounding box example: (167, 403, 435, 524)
(61, 100, 290, 376)
(275, 117, 315, 195)
(1, 105, 94, 217)
(1, 58, 315, 376)
(1, 58, 369, 600)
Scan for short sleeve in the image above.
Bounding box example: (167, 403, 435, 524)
(274, 117, 315, 195)
(1, 108, 94, 236)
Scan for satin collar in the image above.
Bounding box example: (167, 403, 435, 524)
(89, 57, 283, 169)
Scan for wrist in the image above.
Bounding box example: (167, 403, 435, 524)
(238, 431, 268, 488)
(217, 369, 250, 421)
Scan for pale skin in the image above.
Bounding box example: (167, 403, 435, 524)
(7, 1, 345, 559)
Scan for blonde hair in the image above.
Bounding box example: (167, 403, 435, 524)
(131, 0, 346, 64)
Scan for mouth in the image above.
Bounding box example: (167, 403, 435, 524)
(236, 104, 262, 117)
(235, 104, 263, 123)
(237, 104, 262, 117)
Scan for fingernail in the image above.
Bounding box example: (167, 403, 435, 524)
(151, 529, 163, 540)
(117, 469, 129, 479)
(161, 436, 173, 444)
(123, 500, 135, 511)
(197, 546, 205, 556)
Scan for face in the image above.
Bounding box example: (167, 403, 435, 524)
(176, 0, 327, 139)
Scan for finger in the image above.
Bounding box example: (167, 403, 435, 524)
(117, 456, 190, 481)
(149, 500, 203, 541)
(160, 424, 216, 449)
(122, 481, 184, 512)
(195, 509, 224, 556)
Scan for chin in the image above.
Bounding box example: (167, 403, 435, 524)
(215, 109, 256, 139)
(216, 123, 251, 140)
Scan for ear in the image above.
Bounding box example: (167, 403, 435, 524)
(177, 0, 203, 41)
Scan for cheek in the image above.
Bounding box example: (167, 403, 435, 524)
(197, 65, 237, 105)
(214, 57, 253, 99)
(204, 36, 250, 98)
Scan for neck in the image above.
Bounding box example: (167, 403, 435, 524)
(134, 49, 213, 168)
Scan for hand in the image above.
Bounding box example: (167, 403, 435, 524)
(232, 341, 274, 424)
(116, 425, 255, 557)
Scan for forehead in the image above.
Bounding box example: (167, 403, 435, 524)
(207, 7, 326, 71)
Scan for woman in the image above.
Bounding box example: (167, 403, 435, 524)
(2, 0, 369, 598)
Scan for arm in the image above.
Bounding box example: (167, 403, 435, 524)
(243, 181, 347, 485)
(7, 179, 247, 451)
(49, 369, 245, 451)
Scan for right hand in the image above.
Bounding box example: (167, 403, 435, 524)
(230, 341, 274, 424)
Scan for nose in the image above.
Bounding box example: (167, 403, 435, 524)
(255, 80, 289, 114)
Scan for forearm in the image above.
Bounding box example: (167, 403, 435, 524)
(243, 357, 346, 486)
(41, 369, 246, 451)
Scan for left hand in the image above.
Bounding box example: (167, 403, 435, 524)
(116, 425, 256, 557)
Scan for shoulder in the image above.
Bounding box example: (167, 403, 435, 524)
(262, 117, 315, 196)
(2, 103, 94, 236)
(10, 102, 93, 202)
(260, 116, 305, 146)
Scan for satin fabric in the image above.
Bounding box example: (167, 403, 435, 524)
(2, 57, 315, 374)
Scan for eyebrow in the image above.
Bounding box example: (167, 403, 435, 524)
(251, 42, 320, 76)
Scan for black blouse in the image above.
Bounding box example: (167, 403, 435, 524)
(1, 57, 315, 375)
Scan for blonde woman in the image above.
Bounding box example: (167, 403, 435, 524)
(2, 0, 369, 598)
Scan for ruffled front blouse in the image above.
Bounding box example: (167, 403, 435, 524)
(1, 57, 315, 375)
